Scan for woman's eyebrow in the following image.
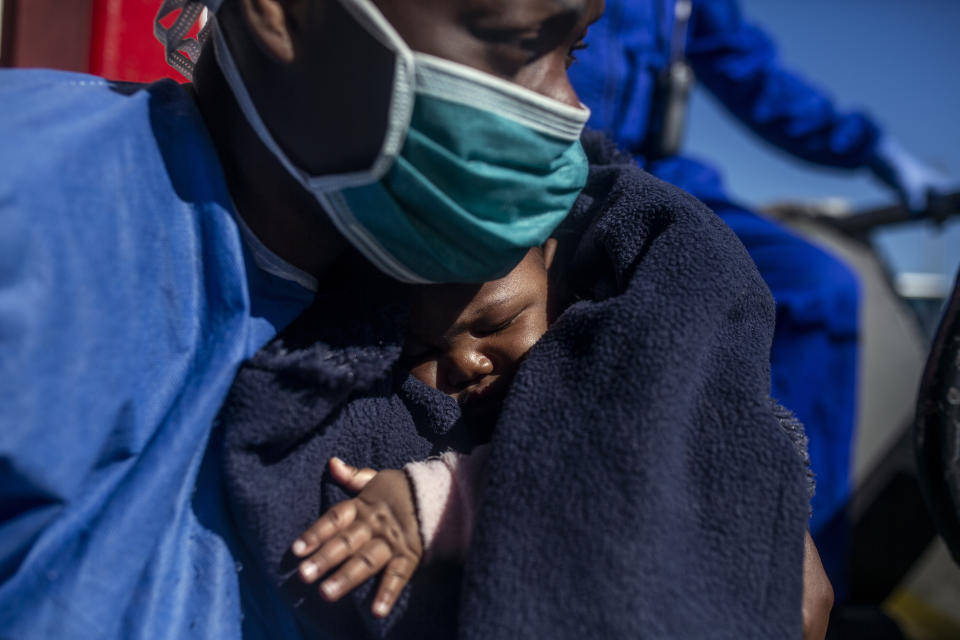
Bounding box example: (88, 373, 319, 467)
(552, 0, 589, 11)
(463, 0, 590, 30)
(554, 0, 604, 24)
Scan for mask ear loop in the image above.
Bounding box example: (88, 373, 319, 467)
(155, 0, 214, 80)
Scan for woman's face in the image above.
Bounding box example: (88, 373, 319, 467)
(403, 247, 552, 425)
(226, 0, 604, 178)
(374, 0, 606, 106)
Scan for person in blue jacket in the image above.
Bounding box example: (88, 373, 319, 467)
(0, 0, 602, 636)
(567, 0, 948, 591)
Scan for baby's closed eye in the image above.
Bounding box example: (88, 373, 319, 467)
(471, 304, 531, 337)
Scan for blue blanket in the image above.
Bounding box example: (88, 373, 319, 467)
(221, 131, 809, 638)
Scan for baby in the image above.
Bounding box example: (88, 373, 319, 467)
(288, 241, 829, 632)
(403, 237, 559, 439)
(291, 240, 559, 618)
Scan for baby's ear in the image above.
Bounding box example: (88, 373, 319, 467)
(542, 238, 559, 270)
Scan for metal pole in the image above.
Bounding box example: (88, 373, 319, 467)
(0, 0, 16, 67)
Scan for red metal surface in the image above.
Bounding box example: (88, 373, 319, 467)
(2, 0, 195, 82)
(89, 0, 194, 83)
(2, 0, 93, 71)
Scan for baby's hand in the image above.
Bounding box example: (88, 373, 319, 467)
(292, 458, 423, 618)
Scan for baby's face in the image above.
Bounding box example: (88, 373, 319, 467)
(403, 247, 552, 426)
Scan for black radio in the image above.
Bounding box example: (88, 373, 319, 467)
(643, 0, 694, 160)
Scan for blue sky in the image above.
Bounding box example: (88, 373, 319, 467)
(684, 0, 960, 280)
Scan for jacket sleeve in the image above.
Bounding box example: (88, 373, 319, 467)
(404, 445, 491, 562)
(687, 0, 881, 168)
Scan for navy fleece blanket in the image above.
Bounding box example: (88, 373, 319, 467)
(220, 131, 809, 638)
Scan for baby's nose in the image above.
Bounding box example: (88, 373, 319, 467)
(446, 347, 494, 390)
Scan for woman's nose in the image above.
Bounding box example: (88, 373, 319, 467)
(515, 61, 582, 108)
(444, 345, 494, 391)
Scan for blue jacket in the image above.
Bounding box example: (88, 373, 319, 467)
(570, 0, 867, 545)
(0, 70, 313, 638)
(569, 0, 881, 175)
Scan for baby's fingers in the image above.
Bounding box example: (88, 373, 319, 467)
(298, 518, 372, 583)
(292, 500, 358, 559)
(329, 457, 377, 493)
(317, 538, 392, 603)
(371, 555, 417, 618)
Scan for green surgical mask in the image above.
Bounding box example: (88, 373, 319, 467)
(208, 0, 591, 283)
(319, 54, 590, 283)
